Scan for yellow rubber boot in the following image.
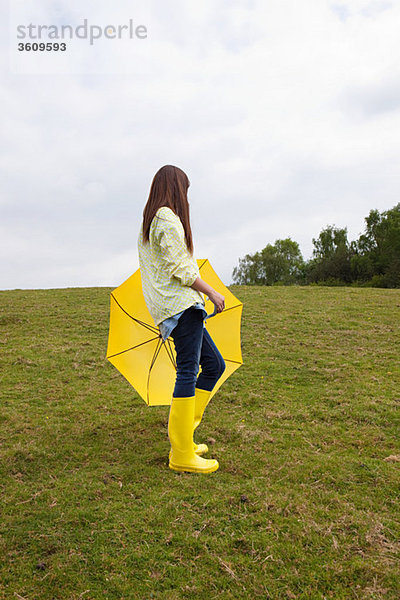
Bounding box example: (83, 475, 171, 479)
(168, 441, 207, 460)
(193, 388, 212, 454)
(169, 440, 207, 460)
(194, 388, 212, 431)
(168, 396, 219, 474)
(168, 389, 211, 459)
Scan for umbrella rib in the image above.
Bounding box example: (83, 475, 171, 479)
(146, 337, 164, 404)
(164, 338, 177, 370)
(107, 336, 160, 359)
(111, 292, 159, 335)
(150, 337, 163, 371)
(204, 304, 243, 318)
(198, 258, 208, 270)
(223, 358, 243, 365)
(220, 304, 243, 314)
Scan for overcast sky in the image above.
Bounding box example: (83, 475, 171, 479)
(1, 0, 400, 290)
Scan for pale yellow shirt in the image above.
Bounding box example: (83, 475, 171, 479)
(137, 206, 204, 326)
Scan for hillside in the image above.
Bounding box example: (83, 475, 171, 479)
(0, 285, 399, 600)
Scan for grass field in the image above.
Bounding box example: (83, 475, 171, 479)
(0, 285, 399, 600)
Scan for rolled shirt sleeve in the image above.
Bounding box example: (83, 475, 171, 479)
(138, 206, 204, 325)
(155, 214, 199, 287)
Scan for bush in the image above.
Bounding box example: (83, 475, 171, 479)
(316, 277, 347, 287)
(368, 274, 387, 288)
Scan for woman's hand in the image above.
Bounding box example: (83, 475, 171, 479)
(190, 277, 225, 313)
(207, 289, 225, 313)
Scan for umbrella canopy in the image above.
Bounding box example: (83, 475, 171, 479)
(106, 258, 243, 406)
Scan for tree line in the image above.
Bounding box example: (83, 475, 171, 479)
(232, 203, 400, 288)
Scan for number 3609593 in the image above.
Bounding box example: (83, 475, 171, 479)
(18, 42, 67, 51)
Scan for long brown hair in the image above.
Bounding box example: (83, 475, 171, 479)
(142, 165, 194, 254)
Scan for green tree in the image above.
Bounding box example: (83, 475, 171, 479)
(353, 203, 400, 287)
(231, 252, 262, 285)
(306, 226, 352, 284)
(232, 238, 304, 285)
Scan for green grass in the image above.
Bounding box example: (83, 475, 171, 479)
(0, 285, 399, 600)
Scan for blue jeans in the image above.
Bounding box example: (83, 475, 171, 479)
(171, 306, 226, 398)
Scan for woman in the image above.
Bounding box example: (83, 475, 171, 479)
(138, 165, 226, 474)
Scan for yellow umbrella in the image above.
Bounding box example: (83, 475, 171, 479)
(106, 259, 243, 406)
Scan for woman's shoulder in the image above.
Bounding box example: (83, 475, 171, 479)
(153, 207, 182, 234)
(155, 206, 179, 222)
(151, 206, 182, 239)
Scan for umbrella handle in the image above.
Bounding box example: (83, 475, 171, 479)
(205, 306, 219, 320)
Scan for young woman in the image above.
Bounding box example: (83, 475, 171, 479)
(138, 165, 226, 474)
